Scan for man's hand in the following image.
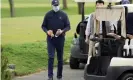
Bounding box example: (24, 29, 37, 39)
(85, 38, 89, 44)
(107, 33, 121, 40)
(55, 29, 63, 37)
(127, 34, 133, 39)
(85, 35, 89, 44)
(47, 30, 54, 37)
(114, 35, 121, 40)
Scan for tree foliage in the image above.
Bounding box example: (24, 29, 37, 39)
(1, 47, 12, 80)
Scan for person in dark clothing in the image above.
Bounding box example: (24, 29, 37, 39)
(41, 0, 70, 80)
(126, 13, 133, 39)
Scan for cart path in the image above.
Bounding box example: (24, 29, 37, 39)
(14, 64, 85, 80)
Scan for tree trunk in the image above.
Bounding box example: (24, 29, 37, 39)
(78, 2, 82, 14)
(129, 0, 133, 3)
(62, 0, 67, 9)
(9, 0, 15, 17)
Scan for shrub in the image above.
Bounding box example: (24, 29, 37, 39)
(1, 48, 12, 80)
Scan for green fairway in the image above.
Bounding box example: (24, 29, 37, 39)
(1, 6, 95, 18)
(1, 15, 81, 44)
(2, 39, 71, 76)
(1, 0, 95, 18)
(1, 0, 74, 4)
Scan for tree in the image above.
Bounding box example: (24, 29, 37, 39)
(62, 0, 67, 9)
(129, 0, 133, 3)
(8, 0, 15, 17)
(1, 50, 12, 80)
(77, 2, 85, 15)
(78, 2, 82, 14)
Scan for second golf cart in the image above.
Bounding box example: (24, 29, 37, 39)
(69, 3, 89, 69)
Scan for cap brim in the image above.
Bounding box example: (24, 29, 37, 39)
(52, 3, 59, 6)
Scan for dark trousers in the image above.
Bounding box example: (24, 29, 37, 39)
(47, 36, 65, 78)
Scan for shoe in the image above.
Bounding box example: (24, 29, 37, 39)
(47, 77, 53, 80)
(57, 78, 62, 80)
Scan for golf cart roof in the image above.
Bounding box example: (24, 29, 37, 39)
(74, 0, 121, 2)
(114, 4, 133, 13)
(94, 5, 127, 37)
(95, 4, 133, 21)
(95, 6, 125, 21)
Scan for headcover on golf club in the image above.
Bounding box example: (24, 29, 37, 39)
(123, 39, 130, 56)
(129, 39, 133, 56)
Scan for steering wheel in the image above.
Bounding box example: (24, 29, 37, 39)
(90, 36, 116, 42)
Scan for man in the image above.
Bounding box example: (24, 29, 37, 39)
(121, 0, 130, 4)
(126, 11, 133, 39)
(85, 0, 119, 55)
(109, 0, 133, 39)
(85, 0, 118, 42)
(85, 0, 105, 56)
(41, 0, 70, 80)
(109, 17, 133, 39)
(121, 0, 133, 39)
(115, 0, 130, 4)
(85, 0, 105, 42)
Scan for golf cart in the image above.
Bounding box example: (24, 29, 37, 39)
(84, 3, 133, 80)
(69, 2, 89, 69)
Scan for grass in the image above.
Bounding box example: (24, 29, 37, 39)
(1, 0, 95, 18)
(1, 15, 81, 44)
(1, 6, 95, 18)
(1, 39, 71, 76)
(1, 0, 74, 4)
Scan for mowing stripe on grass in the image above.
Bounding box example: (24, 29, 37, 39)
(1, 3, 95, 8)
(1, 15, 81, 44)
(1, 7, 95, 18)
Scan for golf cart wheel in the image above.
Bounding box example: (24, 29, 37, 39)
(121, 73, 133, 80)
(70, 56, 79, 69)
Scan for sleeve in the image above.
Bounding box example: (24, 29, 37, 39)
(85, 14, 91, 36)
(41, 14, 48, 33)
(110, 21, 117, 31)
(99, 22, 103, 34)
(63, 14, 70, 32)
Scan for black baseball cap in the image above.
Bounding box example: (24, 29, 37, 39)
(96, 0, 104, 4)
(51, 0, 59, 6)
